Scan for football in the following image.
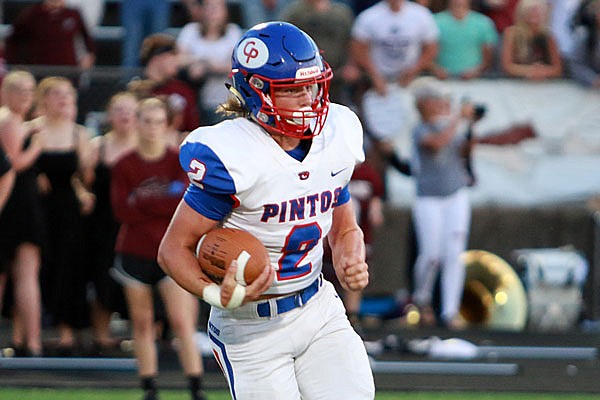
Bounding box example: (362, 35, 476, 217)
(196, 227, 270, 285)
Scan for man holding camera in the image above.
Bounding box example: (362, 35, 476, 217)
(407, 76, 478, 330)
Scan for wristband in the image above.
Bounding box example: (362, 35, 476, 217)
(202, 283, 246, 310)
(228, 284, 246, 309)
(203, 284, 224, 308)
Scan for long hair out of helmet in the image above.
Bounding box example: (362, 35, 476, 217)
(230, 21, 333, 138)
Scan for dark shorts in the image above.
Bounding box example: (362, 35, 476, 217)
(111, 253, 168, 287)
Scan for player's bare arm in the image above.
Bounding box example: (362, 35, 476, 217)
(158, 200, 274, 306)
(328, 200, 369, 292)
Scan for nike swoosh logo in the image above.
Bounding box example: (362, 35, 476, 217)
(331, 168, 347, 177)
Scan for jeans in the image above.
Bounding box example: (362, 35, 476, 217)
(120, 0, 171, 67)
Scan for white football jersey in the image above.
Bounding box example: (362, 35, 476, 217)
(180, 103, 365, 294)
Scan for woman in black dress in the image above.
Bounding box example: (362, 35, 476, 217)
(85, 91, 138, 352)
(31, 76, 94, 354)
(0, 70, 44, 357)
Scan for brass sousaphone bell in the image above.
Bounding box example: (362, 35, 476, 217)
(460, 250, 528, 331)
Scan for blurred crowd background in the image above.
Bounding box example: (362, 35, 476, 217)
(0, 0, 599, 358)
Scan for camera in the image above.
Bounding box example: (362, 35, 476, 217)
(474, 104, 487, 120)
(461, 97, 487, 121)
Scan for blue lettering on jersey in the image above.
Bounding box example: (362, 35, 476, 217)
(289, 198, 304, 222)
(260, 186, 350, 223)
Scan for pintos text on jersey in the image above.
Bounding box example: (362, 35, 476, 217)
(260, 187, 344, 223)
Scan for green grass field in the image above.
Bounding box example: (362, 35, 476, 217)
(0, 388, 598, 400)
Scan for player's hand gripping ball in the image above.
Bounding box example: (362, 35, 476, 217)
(196, 227, 270, 286)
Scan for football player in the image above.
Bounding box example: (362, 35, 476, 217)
(158, 22, 375, 399)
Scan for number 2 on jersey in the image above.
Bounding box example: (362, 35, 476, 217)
(278, 222, 322, 280)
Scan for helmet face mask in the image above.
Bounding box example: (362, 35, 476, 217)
(230, 22, 333, 138)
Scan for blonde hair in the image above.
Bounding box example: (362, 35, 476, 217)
(36, 76, 76, 104)
(136, 97, 169, 118)
(1, 70, 36, 96)
(514, 0, 549, 32)
(215, 87, 249, 118)
(107, 91, 139, 112)
(512, 0, 551, 63)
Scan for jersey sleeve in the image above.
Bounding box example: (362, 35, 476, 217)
(334, 185, 351, 207)
(179, 136, 237, 220)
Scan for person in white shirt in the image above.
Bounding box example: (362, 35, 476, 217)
(176, 0, 243, 125)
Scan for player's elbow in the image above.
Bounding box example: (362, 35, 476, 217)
(157, 238, 172, 275)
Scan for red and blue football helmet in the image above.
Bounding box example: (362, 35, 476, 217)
(230, 21, 333, 138)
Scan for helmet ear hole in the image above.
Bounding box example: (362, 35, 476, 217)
(249, 76, 265, 90)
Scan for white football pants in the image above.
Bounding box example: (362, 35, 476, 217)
(412, 188, 471, 322)
(208, 280, 375, 400)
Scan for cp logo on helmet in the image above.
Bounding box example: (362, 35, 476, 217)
(238, 39, 269, 69)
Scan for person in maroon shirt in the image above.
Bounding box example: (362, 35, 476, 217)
(128, 33, 200, 135)
(110, 97, 206, 400)
(5, 0, 96, 69)
(479, 0, 519, 34)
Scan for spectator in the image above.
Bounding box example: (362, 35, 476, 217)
(568, 0, 600, 88)
(5, 0, 96, 70)
(242, 0, 294, 28)
(120, 0, 171, 68)
(479, 0, 519, 34)
(84, 92, 139, 354)
(280, 0, 357, 103)
(431, 0, 499, 80)
(64, 0, 105, 69)
(176, 0, 242, 125)
(128, 33, 200, 136)
(0, 71, 44, 357)
(500, 0, 563, 80)
(408, 76, 476, 330)
(548, 0, 583, 62)
(31, 76, 95, 355)
(350, 0, 439, 185)
(110, 98, 206, 400)
(352, 0, 439, 94)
